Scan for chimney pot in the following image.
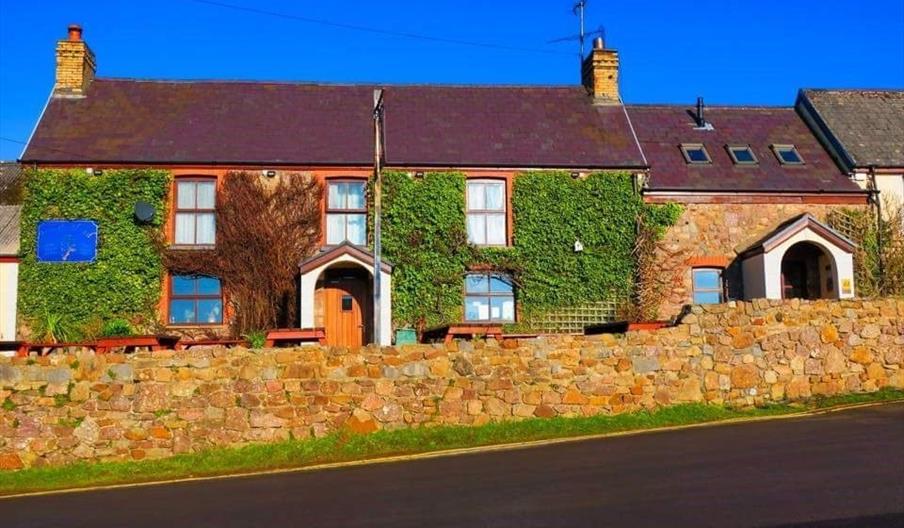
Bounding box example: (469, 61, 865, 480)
(592, 36, 604, 50)
(67, 24, 83, 41)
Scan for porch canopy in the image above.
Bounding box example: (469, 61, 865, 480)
(738, 214, 856, 300)
(299, 243, 393, 346)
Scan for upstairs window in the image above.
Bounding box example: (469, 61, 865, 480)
(174, 179, 216, 246)
(326, 180, 367, 246)
(464, 272, 515, 322)
(772, 144, 804, 165)
(467, 180, 507, 246)
(169, 275, 223, 325)
(692, 268, 724, 304)
(727, 145, 758, 165)
(680, 144, 711, 164)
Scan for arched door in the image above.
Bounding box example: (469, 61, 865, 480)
(316, 267, 372, 347)
(781, 242, 836, 299)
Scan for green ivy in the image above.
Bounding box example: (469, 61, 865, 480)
(380, 170, 680, 329)
(19, 169, 170, 335)
(380, 171, 470, 329)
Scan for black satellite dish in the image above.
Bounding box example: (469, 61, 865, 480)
(133, 201, 156, 223)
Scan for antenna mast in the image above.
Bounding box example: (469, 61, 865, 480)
(575, 0, 586, 65)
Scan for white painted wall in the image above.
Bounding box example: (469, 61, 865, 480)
(299, 253, 392, 346)
(853, 171, 904, 221)
(741, 254, 766, 299)
(0, 262, 18, 342)
(760, 230, 855, 300)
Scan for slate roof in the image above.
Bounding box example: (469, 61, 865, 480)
(626, 104, 863, 193)
(797, 89, 904, 170)
(21, 79, 646, 169)
(0, 162, 23, 204)
(0, 205, 21, 256)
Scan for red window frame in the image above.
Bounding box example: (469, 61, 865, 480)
(172, 177, 217, 247)
(466, 179, 508, 247)
(167, 274, 224, 326)
(324, 178, 367, 245)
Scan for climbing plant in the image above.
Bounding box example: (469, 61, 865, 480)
(380, 170, 680, 330)
(18, 168, 170, 337)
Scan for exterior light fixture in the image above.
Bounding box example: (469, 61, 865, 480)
(414, 171, 425, 178)
(574, 239, 584, 252)
(94, 168, 104, 176)
(570, 171, 581, 179)
(263, 170, 277, 178)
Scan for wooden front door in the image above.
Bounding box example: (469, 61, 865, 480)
(317, 269, 371, 347)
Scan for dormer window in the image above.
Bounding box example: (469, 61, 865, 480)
(680, 144, 711, 164)
(727, 145, 758, 165)
(772, 144, 804, 165)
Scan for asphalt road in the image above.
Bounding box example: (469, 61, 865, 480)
(3, 403, 903, 528)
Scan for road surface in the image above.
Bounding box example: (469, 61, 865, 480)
(3, 402, 903, 527)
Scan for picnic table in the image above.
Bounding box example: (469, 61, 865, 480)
(17, 341, 99, 357)
(264, 328, 326, 347)
(423, 323, 505, 344)
(176, 338, 249, 350)
(95, 335, 181, 354)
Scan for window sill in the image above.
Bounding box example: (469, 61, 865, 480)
(168, 244, 217, 251)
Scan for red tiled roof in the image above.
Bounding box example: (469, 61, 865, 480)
(626, 105, 864, 193)
(22, 79, 645, 169)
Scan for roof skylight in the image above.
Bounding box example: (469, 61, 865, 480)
(680, 144, 711, 164)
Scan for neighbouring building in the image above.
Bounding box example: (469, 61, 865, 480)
(15, 25, 876, 344)
(0, 205, 20, 343)
(628, 103, 868, 317)
(797, 89, 904, 218)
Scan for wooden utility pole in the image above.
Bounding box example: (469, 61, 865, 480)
(372, 89, 385, 345)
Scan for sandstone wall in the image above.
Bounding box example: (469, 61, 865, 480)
(1, 298, 901, 470)
(654, 203, 868, 318)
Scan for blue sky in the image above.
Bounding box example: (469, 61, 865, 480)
(1, 0, 902, 160)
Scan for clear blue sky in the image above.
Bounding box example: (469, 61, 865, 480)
(1, 0, 902, 160)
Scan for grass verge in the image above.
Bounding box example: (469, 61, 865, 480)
(2, 388, 903, 496)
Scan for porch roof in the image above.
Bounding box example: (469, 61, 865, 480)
(738, 213, 856, 259)
(299, 243, 393, 275)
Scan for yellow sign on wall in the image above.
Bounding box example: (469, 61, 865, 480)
(841, 278, 852, 295)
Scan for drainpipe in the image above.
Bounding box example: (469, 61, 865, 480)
(868, 165, 885, 291)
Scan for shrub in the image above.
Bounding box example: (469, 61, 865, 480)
(100, 319, 134, 337)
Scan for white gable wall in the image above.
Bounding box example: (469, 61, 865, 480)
(0, 261, 17, 342)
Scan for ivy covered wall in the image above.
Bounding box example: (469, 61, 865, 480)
(380, 170, 680, 330)
(18, 169, 170, 338)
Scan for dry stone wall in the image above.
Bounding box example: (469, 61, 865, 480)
(1, 298, 902, 470)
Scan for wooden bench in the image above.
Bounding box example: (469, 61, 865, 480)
(264, 328, 326, 347)
(176, 338, 249, 350)
(95, 335, 181, 354)
(423, 323, 505, 344)
(17, 342, 98, 357)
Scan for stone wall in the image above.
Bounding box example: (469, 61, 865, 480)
(653, 203, 868, 318)
(1, 298, 901, 470)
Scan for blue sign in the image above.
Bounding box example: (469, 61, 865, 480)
(36, 220, 99, 263)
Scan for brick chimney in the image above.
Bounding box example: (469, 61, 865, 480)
(581, 36, 619, 104)
(55, 24, 96, 96)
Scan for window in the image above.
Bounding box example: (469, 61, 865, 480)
(464, 272, 515, 322)
(727, 145, 758, 165)
(169, 275, 223, 325)
(680, 144, 711, 164)
(692, 268, 724, 304)
(174, 179, 216, 245)
(326, 181, 366, 245)
(772, 144, 804, 165)
(467, 180, 506, 245)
